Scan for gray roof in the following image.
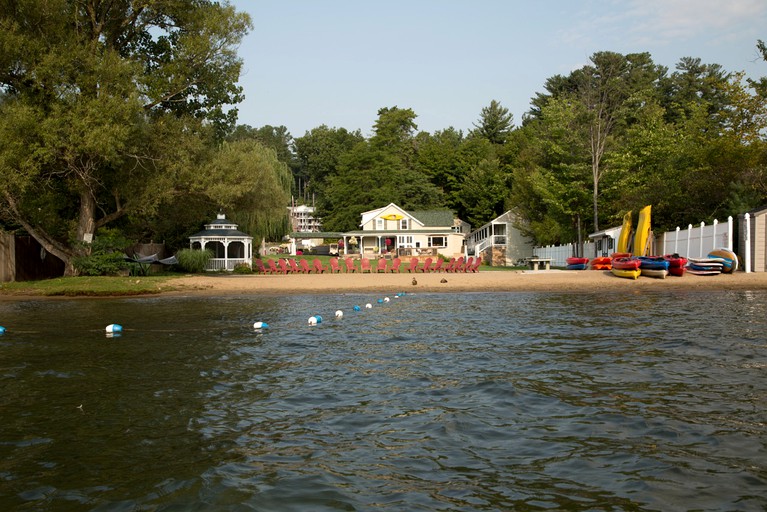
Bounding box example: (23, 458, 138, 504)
(189, 228, 252, 239)
(407, 210, 456, 227)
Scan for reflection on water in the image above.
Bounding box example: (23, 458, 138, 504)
(1, 290, 766, 511)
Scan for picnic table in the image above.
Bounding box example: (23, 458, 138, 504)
(526, 257, 553, 271)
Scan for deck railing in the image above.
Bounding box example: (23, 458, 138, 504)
(206, 258, 250, 271)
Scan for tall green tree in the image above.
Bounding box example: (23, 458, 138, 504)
(470, 99, 514, 144)
(293, 125, 363, 202)
(0, 0, 257, 274)
(318, 107, 443, 231)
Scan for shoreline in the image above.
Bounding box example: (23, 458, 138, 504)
(162, 269, 767, 297)
(3, 270, 767, 300)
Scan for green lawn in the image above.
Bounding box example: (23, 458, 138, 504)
(0, 275, 182, 297)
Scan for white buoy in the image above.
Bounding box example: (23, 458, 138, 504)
(253, 321, 269, 329)
(384, 297, 390, 302)
(365, 303, 372, 309)
(105, 324, 123, 334)
(335, 310, 343, 318)
(308, 316, 317, 325)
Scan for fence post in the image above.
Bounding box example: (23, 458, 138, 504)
(687, 224, 692, 258)
(674, 226, 680, 254)
(745, 213, 751, 273)
(712, 219, 718, 253)
(699, 222, 705, 258)
(727, 216, 733, 250)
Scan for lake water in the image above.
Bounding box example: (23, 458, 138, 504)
(1, 290, 766, 511)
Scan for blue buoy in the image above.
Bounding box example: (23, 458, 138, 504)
(253, 321, 269, 329)
(0, 326, 5, 335)
(315, 315, 323, 324)
(377, 298, 384, 304)
(105, 324, 123, 334)
(353, 305, 361, 311)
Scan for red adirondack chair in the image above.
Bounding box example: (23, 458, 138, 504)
(360, 258, 372, 273)
(406, 257, 420, 273)
(278, 259, 291, 274)
(329, 257, 342, 273)
(419, 257, 433, 273)
(445, 258, 457, 272)
(388, 257, 401, 273)
(343, 257, 357, 273)
(253, 259, 268, 274)
(461, 257, 474, 272)
(289, 259, 301, 273)
(432, 258, 444, 272)
(300, 259, 312, 273)
(268, 259, 279, 274)
(376, 258, 388, 273)
(454, 257, 466, 272)
(312, 259, 326, 274)
(469, 257, 481, 272)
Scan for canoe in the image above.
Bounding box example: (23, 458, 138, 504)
(612, 257, 641, 270)
(566, 257, 589, 266)
(591, 264, 612, 270)
(632, 205, 652, 257)
(707, 248, 738, 273)
(611, 267, 641, 280)
(566, 263, 589, 270)
(638, 256, 670, 270)
(610, 252, 632, 260)
(641, 268, 668, 279)
(617, 211, 632, 253)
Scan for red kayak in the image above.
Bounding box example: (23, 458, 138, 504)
(612, 256, 641, 270)
(566, 257, 589, 266)
(664, 254, 688, 276)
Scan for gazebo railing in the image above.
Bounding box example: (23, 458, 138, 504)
(206, 258, 250, 271)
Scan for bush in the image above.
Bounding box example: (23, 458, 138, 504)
(176, 248, 213, 273)
(72, 228, 130, 276)
(232, 263, 252, 274)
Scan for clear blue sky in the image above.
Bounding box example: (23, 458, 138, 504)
(229, 0, 767, 138)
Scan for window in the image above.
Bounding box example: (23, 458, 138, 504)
(400, 218, 409, 230)
(397, 235, 413, 248)
(428, 236, 447, 248)
(376, 219, 384, 230)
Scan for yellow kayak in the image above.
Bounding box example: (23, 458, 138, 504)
(632, 205, 652, 257)
(611, 267, 641, 280)
(617, 211, 632, 253)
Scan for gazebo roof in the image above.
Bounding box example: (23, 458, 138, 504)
(189, 214, 252, 240)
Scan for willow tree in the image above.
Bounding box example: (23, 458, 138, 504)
(0, 0, 261, 275)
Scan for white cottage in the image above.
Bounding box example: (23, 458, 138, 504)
(341, 203, 469, 259)
(466, 211, 535, 266)
(189, 214, 253, 271)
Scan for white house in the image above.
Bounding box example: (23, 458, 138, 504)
(466, 210, 535, 266)
(341, 203, 469, 259)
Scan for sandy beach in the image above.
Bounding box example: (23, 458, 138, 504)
(165, 269, 767, 296)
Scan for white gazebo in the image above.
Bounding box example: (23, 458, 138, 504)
(189, 214, 253, 271)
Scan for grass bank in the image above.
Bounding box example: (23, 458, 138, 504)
(0, 275, 183, 297)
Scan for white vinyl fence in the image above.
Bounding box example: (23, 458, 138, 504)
(532, 242, 596, 267)
(658, 217, 733, 259)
